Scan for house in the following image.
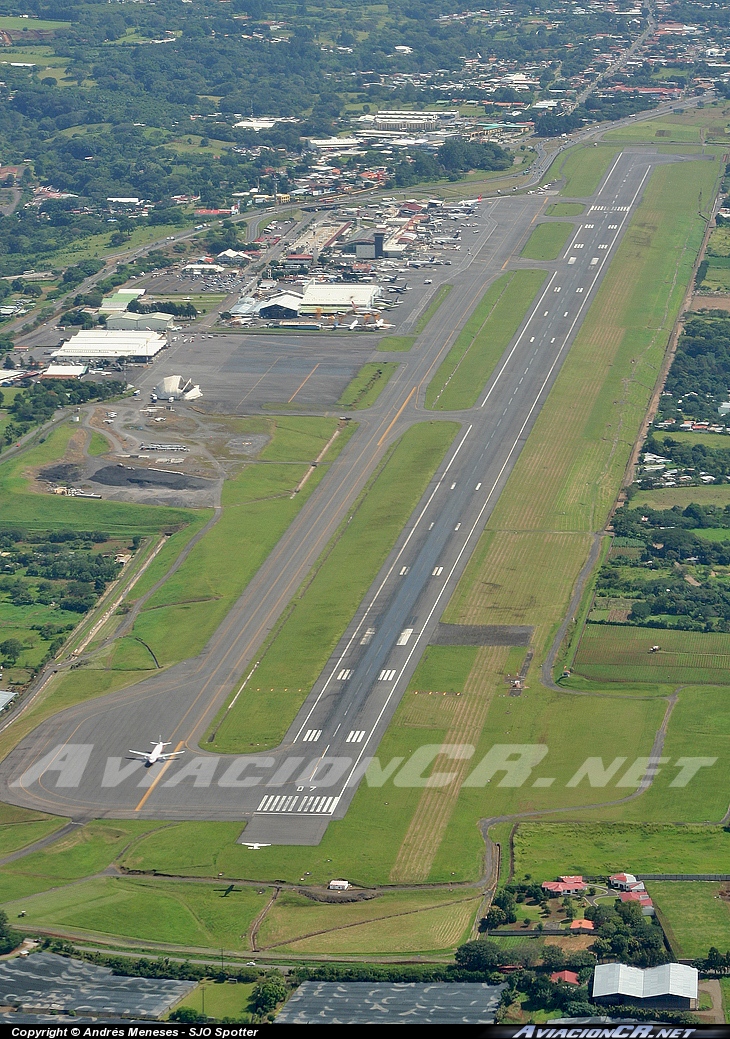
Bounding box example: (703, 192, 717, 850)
(328, 879, 350, 891)
(592, 963, 698, 1011)
(542, 875, 588, 896)
(618, 890, 655, 916)
(609, 872, 638, 891)
(569, 918, 595, 933)
(550, 970, 580, 986)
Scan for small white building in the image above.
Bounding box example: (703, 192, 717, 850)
(609, 872, 638, 891)
(328, 880, 350, 891)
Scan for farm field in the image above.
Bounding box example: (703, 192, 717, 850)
(648, 881, 730, 959)
(256, 889, 479, 956)
(426, 269, 547, 410)
(520, 222, 573, 261)
(634, 483, 730, 509)
(337, 362, 398, 409)
(604, 103, 730, 146)
(208, 421, 459, 751)
(572, 624, 730, 684)
(511, 822, 730, 880)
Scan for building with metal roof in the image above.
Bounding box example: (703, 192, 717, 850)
(592, 963, 698, 1011)
(276, 981, 506, 1024)
(53, 330, 166, 361)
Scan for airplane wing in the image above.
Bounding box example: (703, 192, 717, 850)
(159, 750, 185, 760)
(129, 750, 149, 757)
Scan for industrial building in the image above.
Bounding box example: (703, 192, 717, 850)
(299, 283, 381, 314)
(591, 963, 699, 1011)
(53, 330, 167, 361)
(105, 312, 173, 332)
(277, 981, 506, 1024)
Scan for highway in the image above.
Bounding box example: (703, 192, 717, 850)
(0, 148, 687, 841)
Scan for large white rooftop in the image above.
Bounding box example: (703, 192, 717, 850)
(53, 330, 166, 360)
(593, 963, 698, 1001)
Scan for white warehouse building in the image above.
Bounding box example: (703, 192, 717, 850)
(299, 283, 381, 315)
(53, 330, 167, 361)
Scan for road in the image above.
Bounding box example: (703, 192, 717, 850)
(0, 148, 692, 844)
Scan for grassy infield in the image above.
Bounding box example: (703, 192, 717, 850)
(1, 118, 729, 962)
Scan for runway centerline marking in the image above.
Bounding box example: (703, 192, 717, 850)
(288, 363, 320, 403)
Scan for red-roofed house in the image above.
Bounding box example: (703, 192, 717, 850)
(569, 918, 595, 933)
(619, 890, 655, 916)
(550, 970, 580, 986)
(542, 875, 588, 896)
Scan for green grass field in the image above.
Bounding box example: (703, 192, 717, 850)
(648, 882, 730, 959)
(377, 335, 415, 352)
(546, 203, 585, 217)
(169, 981, 256, 1021)
(572, 624, 730, 684)
(521, 222, 573, 261)
(0, 803, 66, 858)
(337, 362, 398, 408)
(256, 888, 479, 955)
(547, 145, 620, 197)
(5, 875, 271, 950)
(426, 269, 547, 410)
(512, 822, 730, 880)
(128, 417, 352, 668)
(208, 421, 458, 750)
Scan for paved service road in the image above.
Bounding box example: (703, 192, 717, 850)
(0, 150, 690, 841)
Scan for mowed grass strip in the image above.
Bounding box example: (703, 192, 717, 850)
(546, 203, 585, 217)
(573, 624, 730, 684)
(648, 881, 730, 958)
(426, 269, 547, 411)
(4, 875, 271, 950)
(550, 145, 620, 197)
(131, 417, 351, 668)
(208, 421, 459, 751)
(520, 222, 573, 261)
(512, 822, 730, 880)
(337, 362, 398, 408)
(0, 803, 66, 858)
(256, 889, 478, 955)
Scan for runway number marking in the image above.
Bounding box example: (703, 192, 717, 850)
(360, 628, 375, 645)
(590, 258, 599, 266)
(568, 257, 576, 264)
(397, 628, 414, 646)
(302, 729, 322, 742)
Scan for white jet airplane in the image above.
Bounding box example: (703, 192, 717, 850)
(129, 738, 185, 767)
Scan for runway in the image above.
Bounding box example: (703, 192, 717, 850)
(0, 149, 685, 841)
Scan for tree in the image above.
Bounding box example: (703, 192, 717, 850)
(169, 1007, 207, 1023)
(483, 906, 506, 929)
(248, 973, 287, 1015)
(455, 940, 502, 972)
(0, 638, 23, 665)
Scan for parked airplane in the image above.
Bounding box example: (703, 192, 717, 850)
(129, 739, 185, 766)
(241, 842, 272, 850)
